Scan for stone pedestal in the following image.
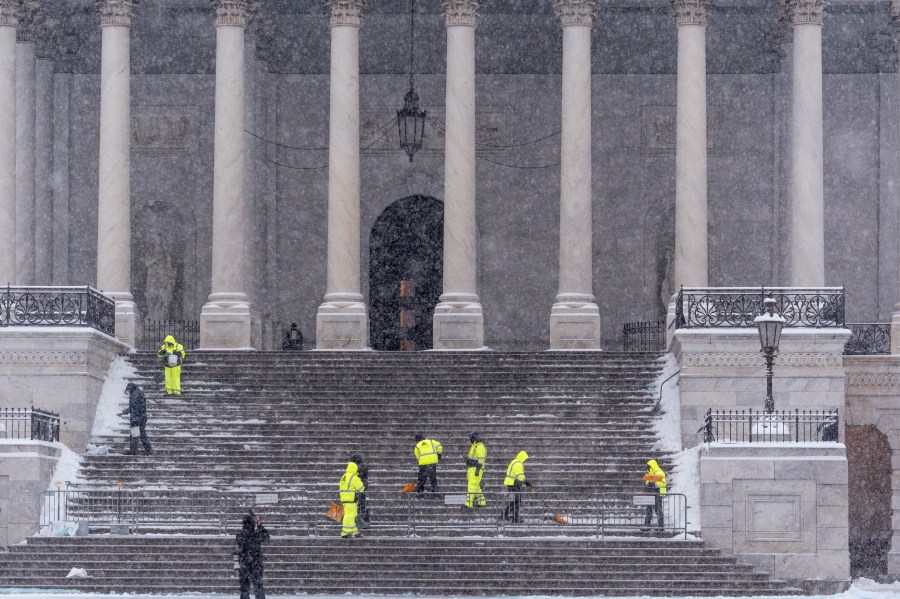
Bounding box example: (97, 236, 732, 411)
(108, 292, 139, 348)
(200, 292, 253, 350)
(0, 441, 60, 547)
(0, 328, 127, 452)
(672, 326, 850, 448)
(700, 444, 849, 588)
(549, 296, 601, 350)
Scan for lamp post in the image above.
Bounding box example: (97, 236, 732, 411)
(754, 297, 786, 413)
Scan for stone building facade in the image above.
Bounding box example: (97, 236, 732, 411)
(2, 0, 898, 351)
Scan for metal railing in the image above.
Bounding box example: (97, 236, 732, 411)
(38, 489, 688, 538)
(623, 320, 665, 352)
(698, 408, 840, 443)
(843, 323, 890, 355)
(0, 407, 60, 442)
(0, 285, 115, 336)
(674, 286, 844, 329)
(137, 320, 200, 351)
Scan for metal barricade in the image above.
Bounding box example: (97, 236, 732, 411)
(0, 407, 60, 442)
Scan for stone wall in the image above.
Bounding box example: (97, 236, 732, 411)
(0, 328, 127, 452)
(0, 441, 60, 548)
(699, 444, 850, 590)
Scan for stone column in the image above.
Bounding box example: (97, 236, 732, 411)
(34, 33, 54, 284)
(0, 1, 17, 284)
(664, 0, 710, 349)
(432, 0, 484, 350)
(787, 0, 825, 286)
(672, 0, 709, 291)
(200, 0, 253, 349)
(95, 0, 139, 346)
(549, 0, 600, 350)
(315, 0, 369, 350)
(15, 1, 36, 285)
(891, 0, 900, 355)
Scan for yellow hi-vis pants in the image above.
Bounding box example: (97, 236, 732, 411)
(466, 466, 486, 507)
(165, 365, 182, 395)
(341, 502, 359, 537)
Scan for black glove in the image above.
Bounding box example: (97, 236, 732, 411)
(465, 458, 477, 467)
(476, 465, 483, 476)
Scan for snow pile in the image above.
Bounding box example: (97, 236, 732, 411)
(64, 567, 90, 578)
(90, 357, 137, 438)
(650, 353, 681, 453)
(46, 443, 82, 490)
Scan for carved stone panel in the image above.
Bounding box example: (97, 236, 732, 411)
(131, 105, 200, 155)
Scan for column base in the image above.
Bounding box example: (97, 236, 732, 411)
(549, 294, 601, 350)
(891, 305, 900, 355)
(200, 293, 253, 349)
(106, 291, 139, 348)
(432, 293, 484, 350)
(888, 547, 900, 577)
(316, 293, 369, 350)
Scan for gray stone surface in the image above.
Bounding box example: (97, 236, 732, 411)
(0, 442, 61, 547)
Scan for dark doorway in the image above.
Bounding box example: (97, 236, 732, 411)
(846, 425, 892, 577)
(369, 196, 443, 351)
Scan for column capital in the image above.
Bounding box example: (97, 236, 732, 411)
(16, 0, 42, 41)
(0, 0, 19, 28)
(553, 0, 596, 27)
(670, 0, 710, 26)
(325, 0, 365, 27)
(211, 0, 250, 27)
(441, 0, 483, 27)
(95, 0, 137, 27)
(782, 0, 825, 26)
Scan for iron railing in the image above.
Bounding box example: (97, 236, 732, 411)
(843, 323, 890, 355)
(0, 285, 115, 336)
(698, 408, 840, 443)
(38, 489, 688, 538)
(623, 320, 665, 352)
(674, 286, 844, 329)
(0, 407, 60, 442)
(138, 320, 200, 351)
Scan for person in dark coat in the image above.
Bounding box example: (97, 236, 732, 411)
(282, 323, 303, 350)
(234, 509, 270, 599)
(119, 382, 152, 455)
(351, 454, 370, 527)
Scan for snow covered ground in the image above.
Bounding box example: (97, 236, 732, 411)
(0, 578, 899, 599)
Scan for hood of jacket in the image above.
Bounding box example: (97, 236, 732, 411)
(647, 459, 660, 471)
(242, 510, 256, 530)
(516, 451, 529, 462)
(345, 461, 359, 476)
(164, 335, 176, 346)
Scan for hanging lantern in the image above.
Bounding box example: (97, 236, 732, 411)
(398, 88, 426, 162)
(397, 0, 426, 162)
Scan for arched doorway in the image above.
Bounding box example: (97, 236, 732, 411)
(369, 196, 443, 351)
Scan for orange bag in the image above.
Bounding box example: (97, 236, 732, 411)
(326, 502, 343, 523)
(400, 483, 416, 493)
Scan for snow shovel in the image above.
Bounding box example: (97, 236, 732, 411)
(326, 502, 343, 523)
(400, 482, 417, 493)
(529, 488, 569, 525)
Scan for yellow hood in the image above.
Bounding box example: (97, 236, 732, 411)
(517, 451, 529, 462)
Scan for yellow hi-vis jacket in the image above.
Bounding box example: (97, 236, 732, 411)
(504, 451, 529, 486)
(415, 439, 443, 466)
(645, 459, 667, 494)
(157, 335, 185, 367)
(467, 441, 486, 469)
(339, 462, 365, 504)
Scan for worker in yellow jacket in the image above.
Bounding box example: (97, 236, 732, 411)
(502, 451, 533, 523)
(465, 432, 487, 508)
(339, 461, 365, 538)
(156, 335, 185, 395)
(413, 433, 443, 494)
(643, 458, 667, 529)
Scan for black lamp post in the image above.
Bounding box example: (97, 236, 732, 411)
(397, 0, 426, 161)
(754, 297, 786, 413)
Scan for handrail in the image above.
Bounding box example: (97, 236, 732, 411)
(38, 489, 689, 539)
(675, 286, 844, 329)
(0, 285, 115, 336)
(651, 369, 680, 415)
(698, 408, 839, 443)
